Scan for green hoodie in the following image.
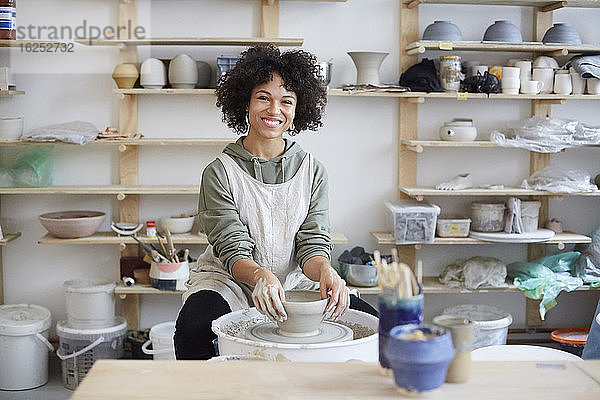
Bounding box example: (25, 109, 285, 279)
(198, 136, 332, 275)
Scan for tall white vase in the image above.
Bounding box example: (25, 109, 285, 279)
(347, 51, 389, 86)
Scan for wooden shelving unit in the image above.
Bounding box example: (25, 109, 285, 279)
(406, 41, 600, 56)
(0, 138, 234, 147)
(402, 0, 600, 8)
(0, 233, 21, 246)
(0, 185, 199, 195)
(0, 40, 63, 47)
(399, 186, 600, 198)
(75, 37, 303, 47)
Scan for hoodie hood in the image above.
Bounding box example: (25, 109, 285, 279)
(222, 136, 306, 184)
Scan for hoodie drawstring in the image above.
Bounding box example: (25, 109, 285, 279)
(281, 156, 286, 183)
(252, 157, 264, 183)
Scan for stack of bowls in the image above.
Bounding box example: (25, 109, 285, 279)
(542, 23, 582, 45)
(168, 54, 198, 89)
(422, 20, 463, 41)
(140, 58, 167, 89)
(482, 20, 522, 43)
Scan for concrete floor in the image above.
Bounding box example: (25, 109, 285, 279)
(0, 355, 73, 400)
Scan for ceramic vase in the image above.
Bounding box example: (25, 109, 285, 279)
(112, 63, 139, 89)
(347, 51, 388, 86)
(433, 315, 474, 383)
(385, 323, 455, 393)
(169, 54, 198, 89)
(140, 58, 167, 89)
(378, 288, 424, 370)
(196, 61, 212, 88)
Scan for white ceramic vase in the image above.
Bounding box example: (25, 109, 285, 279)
(347, 51, 388, 86)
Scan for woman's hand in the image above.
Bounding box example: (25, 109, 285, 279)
(303, 256, 350, 320)
(251, 268, 287, 322)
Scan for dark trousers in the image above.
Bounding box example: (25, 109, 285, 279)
(174, 290, 378, 360)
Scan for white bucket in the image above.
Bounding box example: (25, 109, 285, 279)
(0, 304, 54, 390)
(63, 279, 116, 329)
(142, 321, 176, 360)
(521, 201, 541, 232)
(56, 317, 127, 390)
(442, 304, 513, 350)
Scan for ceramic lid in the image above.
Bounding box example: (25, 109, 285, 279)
(0, 304, 52, 336)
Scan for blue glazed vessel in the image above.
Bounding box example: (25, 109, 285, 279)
(378, 288, 424, 369)
(385, 324, 455, 393)
(422, 20, 463, 42)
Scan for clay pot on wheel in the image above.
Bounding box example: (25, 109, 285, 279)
(112, 63, 139, 89)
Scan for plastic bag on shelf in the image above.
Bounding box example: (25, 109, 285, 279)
(439, 256, 508, 289)
(0, 146, 53, 187)
(574, 224, 600, 287)
(490, 116, 600, 153)
(521, 166, 598, 193)
(21, 120, 99, 145)
(507, 252, 582, 319)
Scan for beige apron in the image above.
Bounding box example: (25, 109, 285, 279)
(183, 153, 318, 311)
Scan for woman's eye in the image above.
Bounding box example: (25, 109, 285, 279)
(257, 95, 269, 101)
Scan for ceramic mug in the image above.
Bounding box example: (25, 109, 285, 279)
(571, 72, 586, 94)
(502, 66, 520, 80)
(587, 78, 600, 95)
(520, 80, 543, 94)
(515, 60, 532, 82)
(554, 73, 572, 95)
(501, 77, 520, 94)
(532, 68, 554, 94)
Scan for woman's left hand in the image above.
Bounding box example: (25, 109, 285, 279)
(319, 265, 350, 321)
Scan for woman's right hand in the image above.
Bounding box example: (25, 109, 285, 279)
(251, 268, 287, 322)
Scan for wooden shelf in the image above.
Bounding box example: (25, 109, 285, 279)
(115, 283, 185, 295)
(0, 138, 234, 147)
(406, 41, 600, 56)
(0, 40, 63, 47)
(370, 231, 591, 246)
(402, 0, 600, 8)
(76, 37, 303, 47)
(38, 231, 348, 245)
(114, 88, 215, 95)
(0, 90, 24, 95)
(0, 233, 21, 246)
(399, 186, 600, 198)
(0, 185, 199, 195)
(402, 140, 499, 152)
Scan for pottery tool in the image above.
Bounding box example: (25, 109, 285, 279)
(157, 234, 169, 260)
(111, 222, 169, 261)
(373, 249, 419, 299)
(164, 228, 178, 262)
(183, 249, 189, 262)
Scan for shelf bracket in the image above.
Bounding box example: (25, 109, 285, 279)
(406, 0, 425, 9)
(119, 144, 128, 152)
(547, 48, 568, 57)
(414, 195, 424, 202)
(117, 193, 127, 201)
(406, 46, 425, 56)
(119, 242, 127, 252)
(556, 242, 566, 250)
(414, 244, 422, 250)
(407, 144, 423, 153)
(537, 99, 567, 105)
(539, 1, 567, 12)
(119, 293, 127, 299)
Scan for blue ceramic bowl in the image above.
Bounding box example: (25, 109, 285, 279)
(482, 20, 523, 43)
(422, 20, 463, 42)
(385, 323, 455, 393)
(542, 23, 582, 45)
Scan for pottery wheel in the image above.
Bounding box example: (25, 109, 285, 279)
(246, 321, 353, 344)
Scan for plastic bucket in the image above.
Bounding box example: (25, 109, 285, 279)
(442, 304, 513, 350)
(63, 279, 116, 329)
(56, 316, 127, 390)
(0, 304, 54, 390)
(470, 203, 505, 232)
(520, 201, 541, 232)
(142, 321, 176, 360)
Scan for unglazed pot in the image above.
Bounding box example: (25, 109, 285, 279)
(347, 51, 388, 86)
(439, 119, 477, 141)
(277, 290, 328, 336)
(112, 63, 139, 89)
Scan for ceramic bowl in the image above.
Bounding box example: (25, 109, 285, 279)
(159, 215, 195, 234)
(439, 118, 477, 142)
(385, 323, 455, 393)
(0, 116, 23, 141)
(39, 211, 105, 238)
(112, 63, 139, 89)
(277, 290, 328, 336)
(196, 61, 212, 88)
(542, 23, 582, 45)
(339, 262, 377, 287)
(422, 20, 463, 41)
(140, 58, 167, 89)
(168, 54, 198, 89)
(482, 20, 522, 43)
(533, 56, 559, 70)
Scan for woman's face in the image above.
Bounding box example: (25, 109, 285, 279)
(247, 72, 296, 141)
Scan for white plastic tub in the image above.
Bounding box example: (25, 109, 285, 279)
(142, 321, 176, 360)
(212, 308, 378, 362)
(470, 203, 505, 232)
(0, 304, 54, 390)
(521, 201, 541, 232)
(56, 317, 127, 390)
(436, 216, 471, 238)
(63, 279, 116, 329)
(442, 304, 513, 350)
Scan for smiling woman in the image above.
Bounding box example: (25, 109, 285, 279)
(173, 45, 378, 360)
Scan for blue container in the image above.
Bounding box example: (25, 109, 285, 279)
(378, 289, 424, 369)
(385, 324, 455, 393)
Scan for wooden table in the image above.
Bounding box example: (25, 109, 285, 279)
(71, 360, 600, 400)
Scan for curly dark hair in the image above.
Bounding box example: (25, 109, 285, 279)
(215, 44, 327, 136)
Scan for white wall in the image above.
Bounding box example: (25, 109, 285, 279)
(2, 0, 599, 335)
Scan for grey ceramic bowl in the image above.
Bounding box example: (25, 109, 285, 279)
(422, 20, 463, 41)
(277, 290, 328, 336)
(482, 20, 523, 43)
(339, 262, 378, 287)
(542, 23, 582, 45)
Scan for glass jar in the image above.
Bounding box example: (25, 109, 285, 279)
(0, 0, 16, 40)
(439, 55, 462, 92)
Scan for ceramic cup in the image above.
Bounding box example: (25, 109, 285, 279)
(501, 77, 520, 95)
(532, 68, 554, 94)
(433, 315, 474, 384)
(502, 66, 520, 80)
(554, 72, 572, 95)
(378, 287, 424, 371)
(515, 60, 532, 83)
(473, 65, 488, 76)
(586, 78, 600, 95)
(571, 72, 586, 95)
(521, 80, 544, 94)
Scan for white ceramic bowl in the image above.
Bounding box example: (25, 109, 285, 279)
(168, 54, 198, 89)
(159, 215, 195, 234)
(0, 117, 23, 141)
(533, 56, 559, 70)
(140, 58, 167, 89)
(39, 210, 105, 238)
(277, 290, 328, 336)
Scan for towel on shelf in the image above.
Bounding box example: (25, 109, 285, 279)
(569, 55, 600, 79)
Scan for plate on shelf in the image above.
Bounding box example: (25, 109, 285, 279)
(469, 229, 555, 243)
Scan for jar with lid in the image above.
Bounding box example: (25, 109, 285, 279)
(0, 0, 16, 40)
(439, 55, 463, 92)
